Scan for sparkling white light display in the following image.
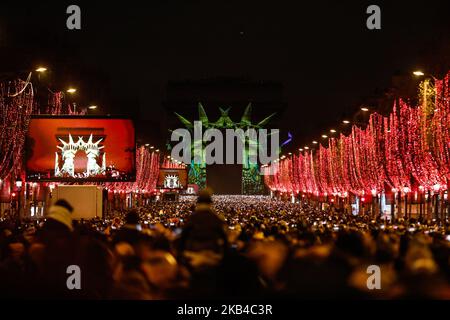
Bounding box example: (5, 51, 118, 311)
(55, 133, 106, 178)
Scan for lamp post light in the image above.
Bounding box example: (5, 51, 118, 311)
(15, 178, 23, 221)
(87, 105, 98, 115)
(35, 67, 47, 81)
(66, 88, 77, 112)
(412, 70, 437, 81)
(15, 178, 22, 189)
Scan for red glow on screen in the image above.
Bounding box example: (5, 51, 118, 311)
(26, 117, 135, 182)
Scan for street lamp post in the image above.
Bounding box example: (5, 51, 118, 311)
(15, 178, 23, 222)
(413, 70, 437, 81)
(66, 88, 77, 112)
(413, 70, 438, 112)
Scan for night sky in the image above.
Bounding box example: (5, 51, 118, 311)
(1, 1, 449, 150)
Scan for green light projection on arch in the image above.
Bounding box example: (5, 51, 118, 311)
(172, 103, 276, 194)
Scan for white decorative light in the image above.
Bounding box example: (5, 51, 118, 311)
(163, 174, 181, 189)
(55, 133, 106, 178)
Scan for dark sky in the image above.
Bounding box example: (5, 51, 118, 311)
(1, 0, 449, 150)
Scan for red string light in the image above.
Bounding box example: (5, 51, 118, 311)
(265, 71, 450, 196)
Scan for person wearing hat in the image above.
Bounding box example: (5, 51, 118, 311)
(179, 188, 227, 255)
(34, 199, 74, 246)
(46, 199, 74, 231)
(28, 199, 79, 298)
(195, 188, 214, 211)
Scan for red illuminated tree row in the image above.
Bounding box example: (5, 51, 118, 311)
(106, 146, 160, 193)
(1, 77, 160, 193)
(263, 71, 450, 196)
(161, 158, 186, 169)
(0, 78, 34, 180)
(1, 79, 88, 182)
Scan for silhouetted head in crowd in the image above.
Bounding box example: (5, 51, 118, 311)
(54, 199, 74, 212)
(125, 210, 140, 225)
(334, 230, 368, 261)
(45, 198, 74, 231)
(197, 188, 213, 205)
(375, 233, 399, 263)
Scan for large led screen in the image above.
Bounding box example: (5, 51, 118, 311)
(26, 116, 135, 182)
(157, 168, 188, 189)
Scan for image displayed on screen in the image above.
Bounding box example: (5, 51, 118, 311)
(157, 169, 188, 189)
(26, 117, 135, 182)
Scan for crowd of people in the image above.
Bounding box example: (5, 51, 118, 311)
(0, 191, 449, 299)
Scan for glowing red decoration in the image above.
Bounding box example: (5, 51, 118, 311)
(0, 78, 34, 180)
(264, 70, 450, 197)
